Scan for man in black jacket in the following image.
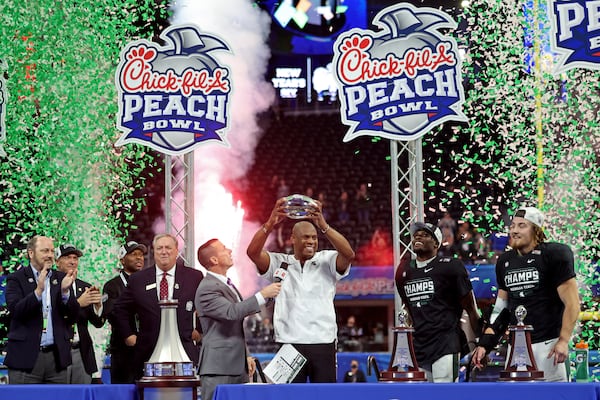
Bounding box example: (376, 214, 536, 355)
(102, 240, 147, 383)
(4, 235, 79, 384)
(55, 243, 104, 384)
(343, 359, 367, 382)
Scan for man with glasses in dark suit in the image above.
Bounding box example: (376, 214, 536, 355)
(4, 235, 79, 384)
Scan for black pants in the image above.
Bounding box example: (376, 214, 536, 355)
(109, 347, 136, 384)
(287, 342, 337, 383)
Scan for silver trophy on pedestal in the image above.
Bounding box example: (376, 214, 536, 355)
(367, 309, 426, 382)
(499, 305, 544, 381)
(137, 300, 200, 400)
(142, 300, 195, 378)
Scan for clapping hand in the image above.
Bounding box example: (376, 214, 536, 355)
(77, 286, 102, 307)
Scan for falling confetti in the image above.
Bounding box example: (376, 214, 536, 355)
(443, 0, 599, 348)
(384, 0, 599, 352)
(0, 0, 167, 357)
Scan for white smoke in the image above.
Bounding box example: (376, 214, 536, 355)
(170, 1, 275, 296)
(171, 1, 274, 178)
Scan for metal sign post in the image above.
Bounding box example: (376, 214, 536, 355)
(390, 138, 424, 325)
(164, 153, 195, 267)
(115, 25, 233, 268)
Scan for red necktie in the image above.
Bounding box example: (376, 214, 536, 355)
(160, 272, 168, 300)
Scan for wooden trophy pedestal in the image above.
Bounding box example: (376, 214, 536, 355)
(380, 326, 426, 382)
(499, 370, 545, 381)
(379, 369, 427, 382)
(137, 377, 201, 400)
(499, 324, 544, 381)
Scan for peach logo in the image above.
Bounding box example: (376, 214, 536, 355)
(549, 0, 600, 74)
(115, 25, 232, 155)
(333, 3, 466, 142)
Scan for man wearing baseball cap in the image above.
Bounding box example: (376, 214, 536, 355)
(395, 222, 481, 382)
(55, 244, 104, 384)
(101, 240, 147, 383)
(472, 206, 580, 381)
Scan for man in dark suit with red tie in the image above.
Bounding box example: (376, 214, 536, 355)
(112, 233, 204, 380)
(4, 235, 79, 384)
(102, 240, 147, 383)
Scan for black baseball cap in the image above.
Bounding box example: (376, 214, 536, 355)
(119, 241, 148, 259)
(55, 244, 83, 259)
(410, 222, 443, 248)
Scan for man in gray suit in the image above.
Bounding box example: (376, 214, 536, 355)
(195, 239, 281, 400)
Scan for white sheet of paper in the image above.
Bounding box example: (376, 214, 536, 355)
(263, 344, 307, 384)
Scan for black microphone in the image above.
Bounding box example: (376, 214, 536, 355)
(274, 267, 287, 283)
(267, 263, 288, 305)
(274, 262, 288, 283)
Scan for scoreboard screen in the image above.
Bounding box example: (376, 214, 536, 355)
(257, 0, 367, 108)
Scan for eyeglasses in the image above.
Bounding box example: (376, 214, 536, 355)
(351, 365, 358, 369)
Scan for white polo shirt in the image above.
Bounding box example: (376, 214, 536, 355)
(264, 250, 350, 344)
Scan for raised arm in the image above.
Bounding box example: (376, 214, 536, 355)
(247, 198, 287, 274)
(309, 200, 355, 274)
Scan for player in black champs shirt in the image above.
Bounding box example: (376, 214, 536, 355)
(472, 206, 580, 381)
(395, 222, 481, 382)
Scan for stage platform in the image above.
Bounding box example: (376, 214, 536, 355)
(5, 350, 599, 384)
(0, 384, 137, 400)
(214, 382, 600, 400)
(0, 382, 598, 400)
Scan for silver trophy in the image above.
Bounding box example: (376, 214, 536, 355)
(499, 305, 544, 381)
(515, 305, 527, 326)
(137, 300, 201, 400)
(397, 310, 407, 327)
(368, 309, 426, 382)
(282, 194, 318, 219)
(142, 300, 195, 378)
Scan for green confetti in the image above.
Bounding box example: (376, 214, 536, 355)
(0, 0, 167, 355)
